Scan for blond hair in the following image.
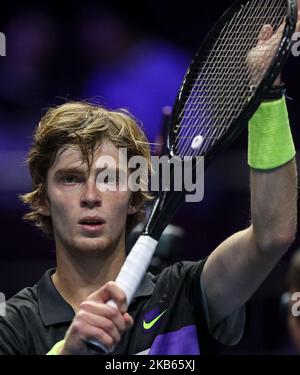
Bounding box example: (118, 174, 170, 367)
(20, 101, 152, 239)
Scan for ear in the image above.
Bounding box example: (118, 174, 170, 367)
(127, 195, 138, 215)
(127, 203, 138, 215)
(38, 207, 51, 217)
(38, 197, 51, 217)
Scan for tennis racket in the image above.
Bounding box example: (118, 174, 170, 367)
(86, 0, 298, 353)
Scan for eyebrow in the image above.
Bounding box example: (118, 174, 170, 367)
(53, 166, 123, 178)
(53, 168, 87, 178)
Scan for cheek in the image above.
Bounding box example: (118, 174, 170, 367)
(105, 192, 131, 219)
(48, 189, 77, 228)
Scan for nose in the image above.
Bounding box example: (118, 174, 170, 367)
(80, 180, 101, 209)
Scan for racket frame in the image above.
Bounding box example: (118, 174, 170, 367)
(144, 0, 297, 242)
(169, 0, 297, 166)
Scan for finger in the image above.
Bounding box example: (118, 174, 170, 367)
(82, 324, 116, 352)
(76, 310, 122, 345)
(88, 281, 128, 311)
(64, 320, 116, 354)
(258, 24, 273, 45)
(123, 312, 134, 329)
(79, 300, 127, 333)
(265, 22, 286, 51)
(266, 22, 285, 46)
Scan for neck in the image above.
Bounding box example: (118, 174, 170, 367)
(52, 242, 126, 312)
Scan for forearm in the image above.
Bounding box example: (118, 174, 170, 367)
(202, 162, 298, 326)
(250, 152, 297, 254)
(202, 101, 298, 326)
(202, 16, 300, 327)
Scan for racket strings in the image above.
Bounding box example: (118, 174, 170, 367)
(179, 0, 284, 156)
(177, 2, 258, 156)
(179, 2, 284, 156)
(174, 0, 287, 158)
(177, 0, 260, 153)
(178, 24, 282, 125)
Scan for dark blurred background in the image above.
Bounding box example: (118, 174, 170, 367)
(0, 0, 300, 354)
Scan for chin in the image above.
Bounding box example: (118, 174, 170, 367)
(72, 236, 110, 255)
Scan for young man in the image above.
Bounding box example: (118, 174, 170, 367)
(0, 20, 299, 354)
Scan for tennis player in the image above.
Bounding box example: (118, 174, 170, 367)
(0, 17, 299, 354)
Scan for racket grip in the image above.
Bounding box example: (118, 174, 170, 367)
(115, 235, 158, 304)
(85, 235, 158, 354)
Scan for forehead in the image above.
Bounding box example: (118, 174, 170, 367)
(49, 140, 120, 172)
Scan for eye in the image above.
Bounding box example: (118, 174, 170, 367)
(62, 175, 82, 184)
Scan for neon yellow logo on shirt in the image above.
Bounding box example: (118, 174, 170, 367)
(143, 309, 167, 330)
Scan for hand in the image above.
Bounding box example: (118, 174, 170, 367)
(246, 10, 300, 87)
(60, 281, 134, 355)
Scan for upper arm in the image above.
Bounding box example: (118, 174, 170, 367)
(201, 225, 285, 328)
(199, 270, 246, 346)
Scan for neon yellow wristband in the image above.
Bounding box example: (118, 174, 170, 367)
(46, 339, 65, 355)
(248, 96, 295, 170)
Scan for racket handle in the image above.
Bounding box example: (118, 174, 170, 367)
(85, 235, 158, 354)
(115, 235, 158, 304)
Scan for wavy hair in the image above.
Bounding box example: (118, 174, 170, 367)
(20, 101, 152, 239)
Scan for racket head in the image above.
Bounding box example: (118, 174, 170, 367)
(167, 0, 297, 166)
(144, 0, 297, 240)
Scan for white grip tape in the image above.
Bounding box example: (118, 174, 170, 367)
(115, 235, 158, 305)
(85, 235, 157, 353)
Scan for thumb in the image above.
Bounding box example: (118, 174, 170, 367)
(257, 24, 273, 45)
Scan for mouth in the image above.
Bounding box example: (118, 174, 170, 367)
(78, 216, 105, 234)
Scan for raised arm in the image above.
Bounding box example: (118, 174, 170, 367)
(201, 14, 300, 328)
(202, 158, 297, 327)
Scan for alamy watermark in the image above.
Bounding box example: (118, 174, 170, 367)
(0, 292, 6, 316)
(0, 32, 6, 56)
(292, 32, 300, 57)
(95, 149, 204, 203)
(291, 292, 300, 317)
